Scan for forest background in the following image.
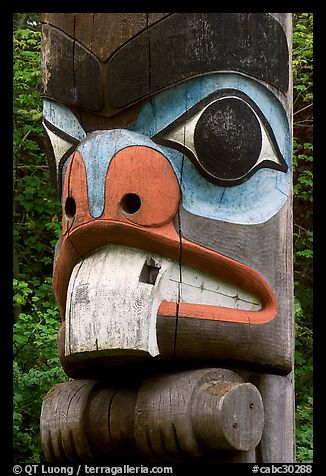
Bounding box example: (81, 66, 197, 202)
(13, 13, 313, 463)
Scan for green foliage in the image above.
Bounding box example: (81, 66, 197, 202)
(292, 13, 313, 105)
(13, 17, 66, 463)
(13, 278, 68, 463)
(13, 26, 62, 283)
(292, 13, 313, 464)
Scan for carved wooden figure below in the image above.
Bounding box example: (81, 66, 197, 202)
(40, 13, 294, 464)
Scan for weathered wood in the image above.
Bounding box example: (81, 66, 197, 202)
(41, 380, 98, 462)
(86, 384, 125, 456)
(108, 387, 138, 455)
(65, 244, 174, 357)
(41, 24, 103, 111)
(74, 14, 148, 62)
(107, 13, 289, 108)
(42, 13, 75, 37)
(135, 368, 264, 460)
(192, 382, 264, 452)
(148, 13, 171, 25)
(41, 13, 294, 464)
(41, 369, 264, 462)
(251, 373, 295, 463)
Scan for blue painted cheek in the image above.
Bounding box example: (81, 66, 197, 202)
(62, 126, 289, 226)
(162, 147, 290, 225)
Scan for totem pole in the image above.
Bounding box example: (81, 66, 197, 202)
(40, 13, 294, 464)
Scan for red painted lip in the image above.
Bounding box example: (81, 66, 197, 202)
(158, 234, 277, 325)
(55, 145, 277, 325)
(53, 219, 277, 326)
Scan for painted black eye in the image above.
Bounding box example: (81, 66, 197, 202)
(194, 98, 262, 181)
(153, 89, 288, 187)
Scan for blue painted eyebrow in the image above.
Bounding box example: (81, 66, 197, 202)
(129, 72, 291, 225)
(130, 72, 290, 170)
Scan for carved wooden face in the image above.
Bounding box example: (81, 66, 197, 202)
(42, 13, 292, 378)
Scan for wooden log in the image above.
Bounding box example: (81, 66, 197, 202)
(41, 380, 139, 462)
(192, 381, 264, 452)
(223, 367, 296, 463)
(108, 387, 138, 455)
(85, 385, 117, 456)
(40, 380, 98, 462)
(41, 369, 265, 462)
(134, 368, 264, 460)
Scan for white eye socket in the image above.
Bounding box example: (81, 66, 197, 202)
(152, 89, 288, 187)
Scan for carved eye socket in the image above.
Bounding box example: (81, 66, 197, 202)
(153, 90, 288, 187)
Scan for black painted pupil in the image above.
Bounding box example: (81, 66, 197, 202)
(194, 98, 262, 180)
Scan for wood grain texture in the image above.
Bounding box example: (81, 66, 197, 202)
(75, 100, 145, 133)
(157, 315, 252, 365)
(134, 368, 264, 460)
(147, 13, 171, 25)
(41, 14, 153, 123)
(75, 14, 148, 62)
(250, 373, 295, 463)
(192, 381, 264, 451)
(177, 199, 293, 373)
(107, 13, 289, 108)
(42, 13, 75, 37)
(86, 385, 117, 456)
(65, 245, 174, 357)
(109, 388, 138, 455)
(41, 13, 292, 121)
(43, 13, 150, 63)
(40, 371, 293, 463)
(41, 370, 265, 463)
(41, 24, 103, 111)
(41, 380, 97, 462)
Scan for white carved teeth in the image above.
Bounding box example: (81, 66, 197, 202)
(170, 264, 261, 311)
(65, 244, 262, 359)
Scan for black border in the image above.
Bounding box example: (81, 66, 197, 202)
(6, 5, 321, 471)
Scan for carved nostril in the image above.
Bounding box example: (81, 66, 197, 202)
(65, 196, 76, 219)
(120, 193, 142, 215)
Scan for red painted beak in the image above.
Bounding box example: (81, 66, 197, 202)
(54, 145, 277, 326)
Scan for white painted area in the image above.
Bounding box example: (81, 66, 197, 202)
(43, 122, 73, 173)
(65, 245, 177, 357)
(164, 109, 201, 159)
(163, 96, 283, 177)
(171, 263, 261, 311)
(43, 98, 86, 141)
(65, 245, 262, 358)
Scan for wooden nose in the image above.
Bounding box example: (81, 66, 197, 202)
(103, 145, 181, 227)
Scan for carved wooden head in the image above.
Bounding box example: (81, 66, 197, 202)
(42, 13, 293, 378)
